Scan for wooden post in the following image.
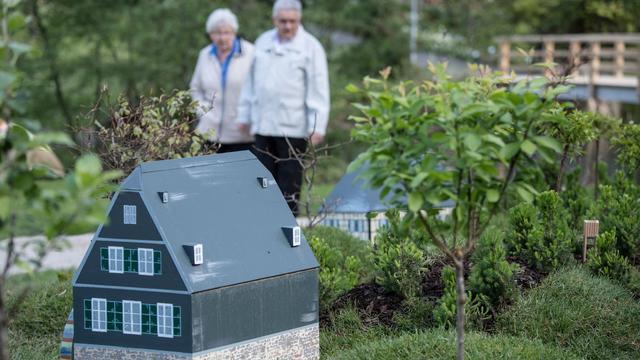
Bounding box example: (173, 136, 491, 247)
(614, 40, 625, 78)
(590, 42, 601, 82)
(583, 220, 599, 263)
(500, 40, 510, 74)
(544, 40, 555, 77)
(569, 41, 581, 75)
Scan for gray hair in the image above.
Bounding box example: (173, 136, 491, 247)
(206, 8, 239, 34)
(272, 0, 302, 18)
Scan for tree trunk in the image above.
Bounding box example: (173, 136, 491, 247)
(454, 257, 466, 360)
(594, 137, 600, 201)
(0, 282, 7, 360)
(556, 145, 570, 192)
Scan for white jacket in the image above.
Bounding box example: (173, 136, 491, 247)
(237, 26, 330, 138)
(190, 39, 255, 144)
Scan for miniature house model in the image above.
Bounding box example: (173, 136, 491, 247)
(319, 164, 453, 242)
(71, 152, 319, 360)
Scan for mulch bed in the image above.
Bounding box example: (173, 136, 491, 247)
(322, 283, 404, 327)
(322, 254, 549, 329)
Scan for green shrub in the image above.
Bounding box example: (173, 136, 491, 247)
(304, 226, 375, 274)
(588, 230, 633, 285)
(308, 235, 364, 308)
(374, 234, 426, 299)
(434, 266, 488, 329)
(595, 173, 640, 258)
(506, 191, 573, 272)
(468, 229, 517, 309)
(505, 202, 540, 257)
(328, 329, 580, 360)
(497, 266, 640, 359)
(561, 167, 592, 232)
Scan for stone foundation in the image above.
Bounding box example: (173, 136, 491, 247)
(74, 324, 319, 360)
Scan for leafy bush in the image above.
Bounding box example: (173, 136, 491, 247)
(308, 235, 364, 308)
(506, 191, 573, 272)
(468, 229, 517, 309)
(305, 226, 375, 273)
(374, 222, 427, 299)
(595, 173, 640, 258)
(561, 167, 592, 232)
(434, 266, 488, 329)
(328, 329, 580, 360)
(304, 227, 373, 308)
(93, 90, 215, 175)
(497, 266, 640, 359)
(588, 230, 633, 285)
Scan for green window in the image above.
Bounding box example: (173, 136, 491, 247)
(84, 299, 180, 337)
(100, 247, 162, 275)
(83, 299, 92, 329)
(173, 306, 181, 337)
(106, 301, 123, 331)
(142, 303, 157, 335)
(123, 249, 138, 272)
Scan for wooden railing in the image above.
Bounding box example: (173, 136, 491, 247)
(496, 33, 640, 88)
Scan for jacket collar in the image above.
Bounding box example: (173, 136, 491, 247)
(269, 26, 307, 54)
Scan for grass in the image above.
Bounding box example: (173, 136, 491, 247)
(7, 270, 73, 360)
(320, 306, 579, 360)
(329, 329, 581, 360)
(496, 266, 640, 359)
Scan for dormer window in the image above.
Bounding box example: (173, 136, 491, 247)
(123, 205, 137, 224)
(282, 226, 301, 247)
(194, 244, 203, 265)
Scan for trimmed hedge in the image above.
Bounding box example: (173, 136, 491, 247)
(327, 329, 580, 360)
(497, 266, 640, 359)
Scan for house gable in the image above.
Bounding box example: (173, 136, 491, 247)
(99, 191, 162, 241)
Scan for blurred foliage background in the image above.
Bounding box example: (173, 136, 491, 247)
(15, 0, 640, 180)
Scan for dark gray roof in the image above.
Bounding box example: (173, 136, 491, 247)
(121, 151, 318, 293)
(321, 163, 454, 214)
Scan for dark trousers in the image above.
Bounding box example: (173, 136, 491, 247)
(217, 142, 255, 154)
(253, 135, 308, 215)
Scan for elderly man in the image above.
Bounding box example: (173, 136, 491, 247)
(238, 0, 329, 215)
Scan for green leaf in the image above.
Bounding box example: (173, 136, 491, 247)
(0, 70, 16, 91)
(31, 132, 74, 147)
(532, 136, 563, 153)
(482, 134, 505, 147)
(410, 172, 429, 188)
(520, 139, 537, 156)
(499, 142, 520, 160)
(345, 83, 359, 93)
(408, 192, 424, 212)
(486, 189, 500, 203)
(464, 133, 482, 151)
(516, 186, 533, 202)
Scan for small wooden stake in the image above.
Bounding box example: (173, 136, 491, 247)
(583, 220, 599, 262)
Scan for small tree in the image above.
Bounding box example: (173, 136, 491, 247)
(348, 65, 571, 359)
(0, 3, 118, 359)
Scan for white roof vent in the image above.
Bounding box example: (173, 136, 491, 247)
(183, 244, 203, 265)
(282, 226, 301, 247)
(158, 192, 169, 203)
(257, 177, 269, 188)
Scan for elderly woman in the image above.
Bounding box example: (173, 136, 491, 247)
(190, 8, 254, 153)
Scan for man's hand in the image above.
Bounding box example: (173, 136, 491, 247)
(238, 123, 250, 135)
(310, 133, 324, 146)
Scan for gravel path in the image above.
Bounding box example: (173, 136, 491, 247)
(0, 233, 93, 275)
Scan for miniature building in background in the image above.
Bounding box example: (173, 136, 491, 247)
(319, 163, 453, 242)
(71, 152, 319, 360)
